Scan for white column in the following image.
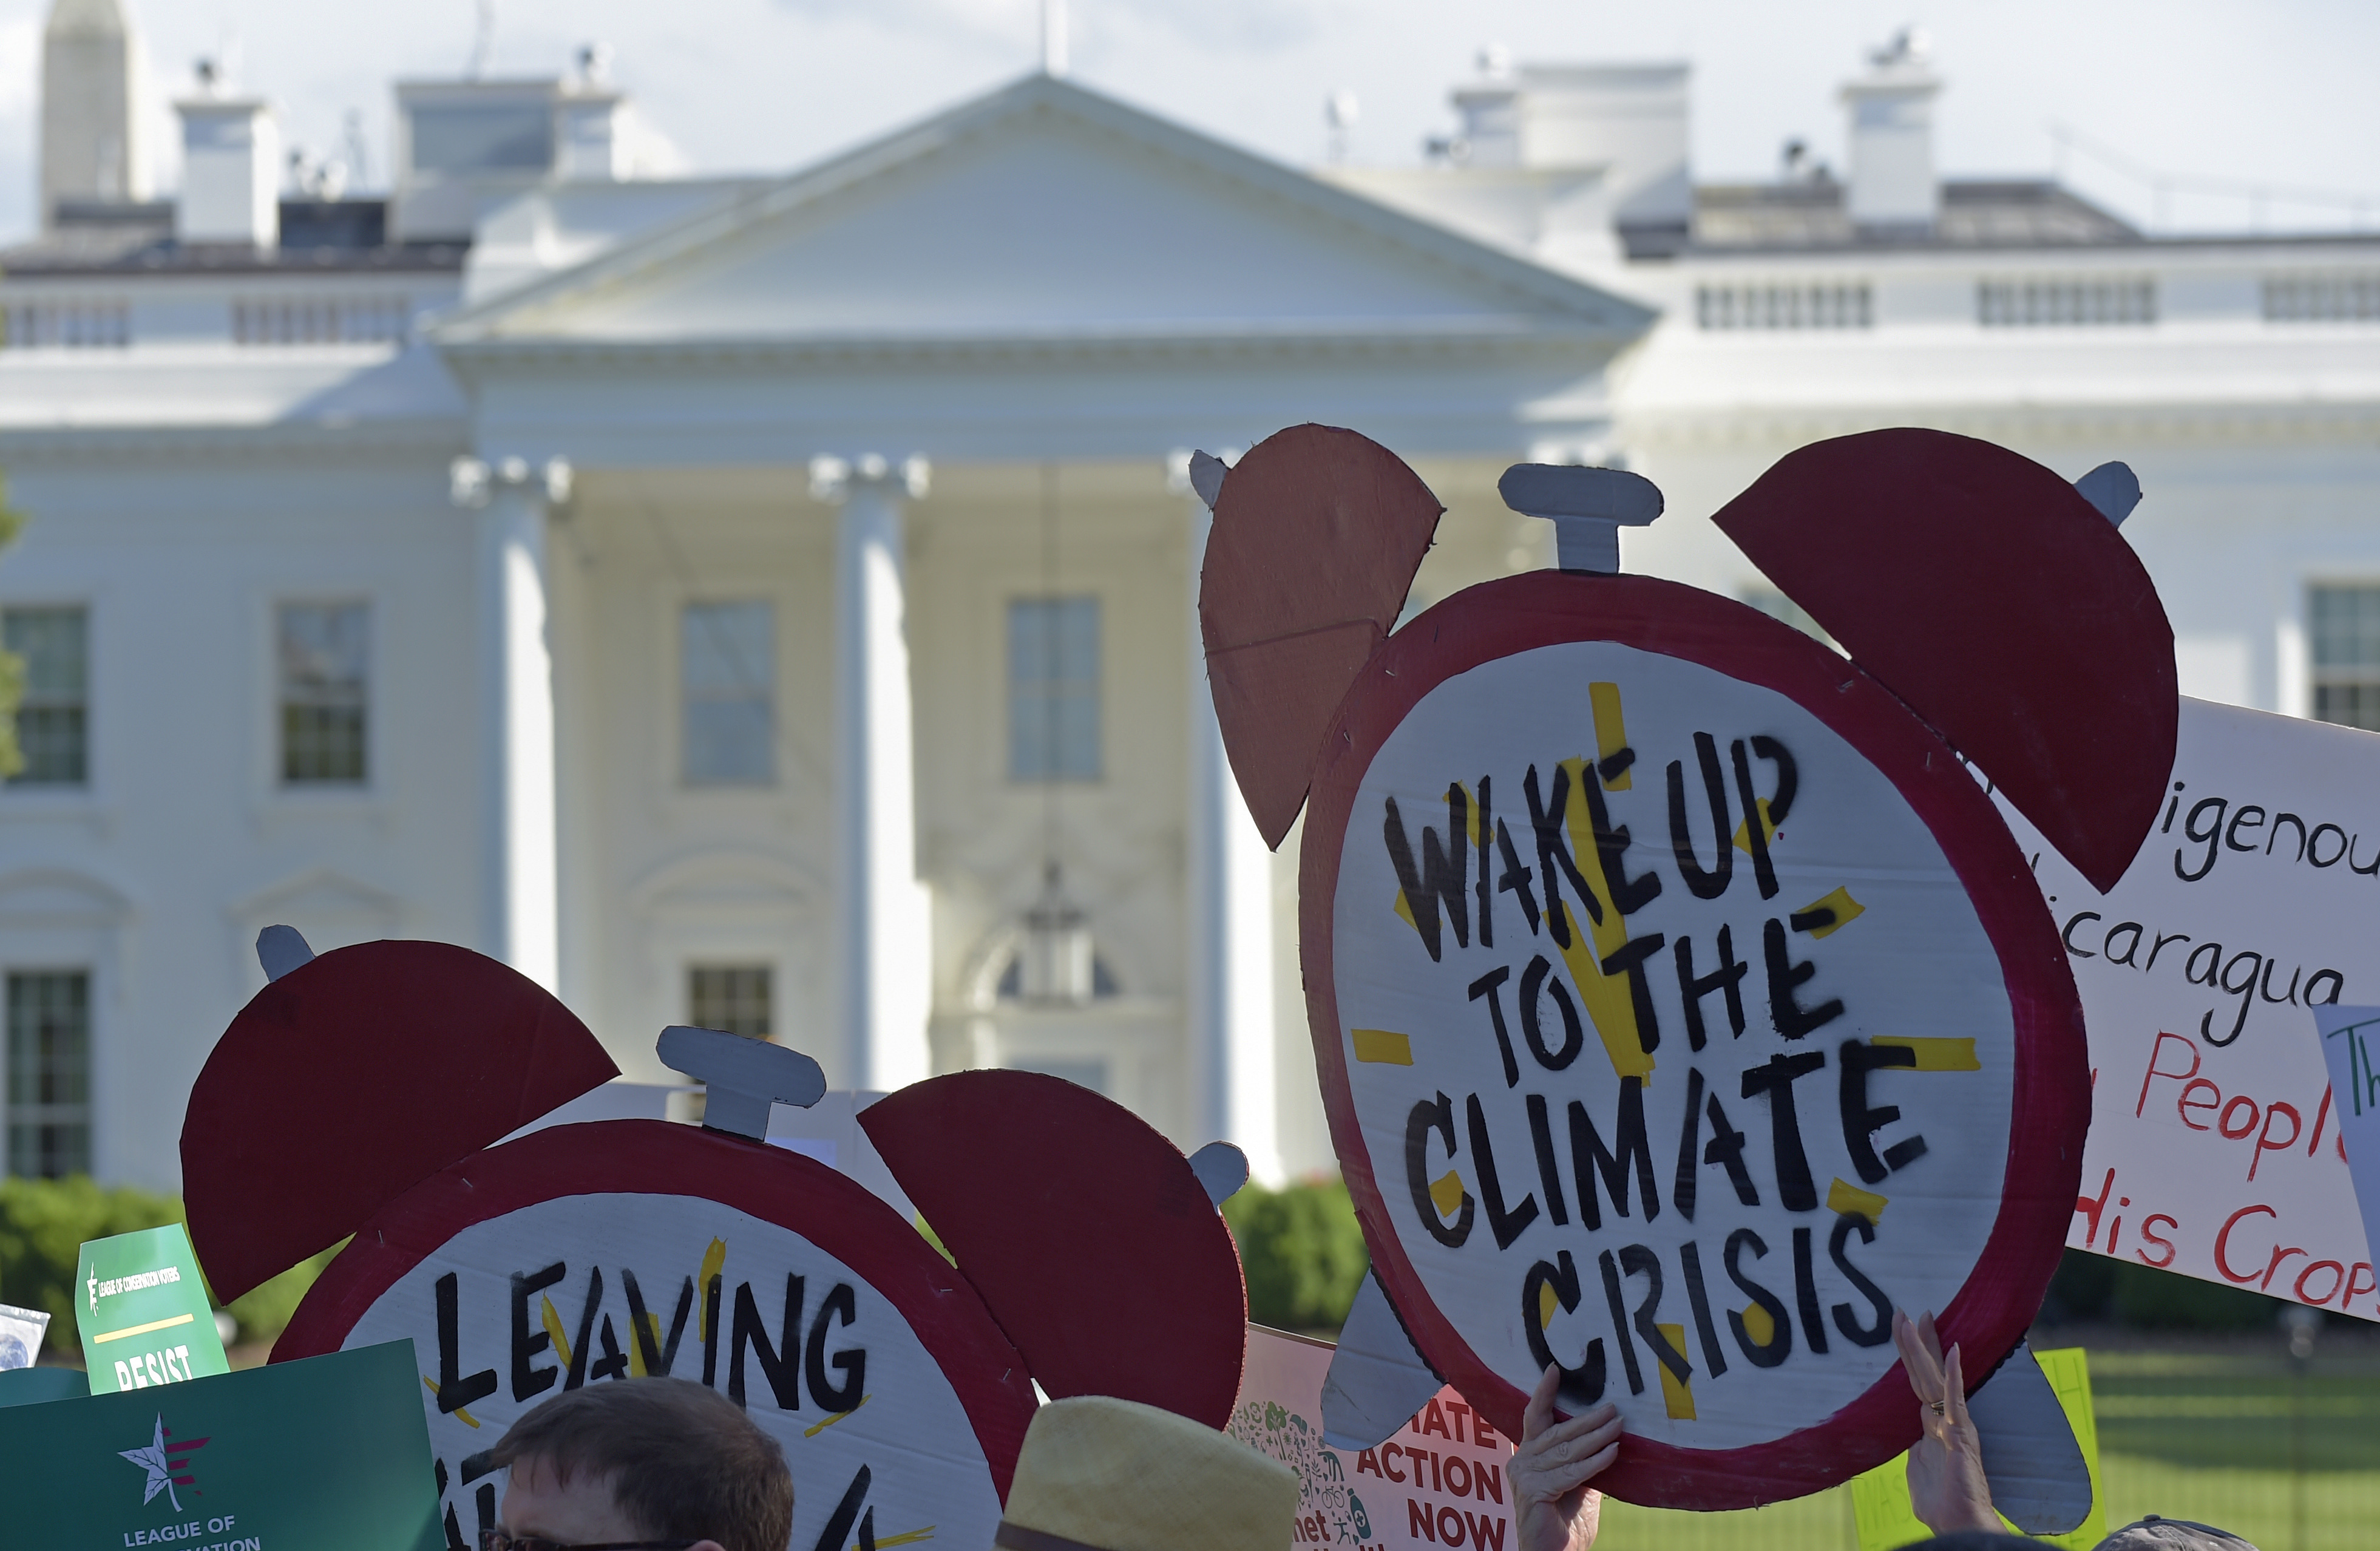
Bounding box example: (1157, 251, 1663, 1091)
(456, 455, 568, 991)
(1184, 480, 1283, 1183)
(817, 454, 934, 1093)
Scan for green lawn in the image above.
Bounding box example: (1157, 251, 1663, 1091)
(1584, 1348, 2380, 1551)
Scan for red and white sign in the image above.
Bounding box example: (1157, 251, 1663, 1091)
(277, 1120, 1036, 1551)
(1303, 576, 2085, 1506)
(1232, 1325, 1514, 1551)
(1998, 696, 2380, 1318)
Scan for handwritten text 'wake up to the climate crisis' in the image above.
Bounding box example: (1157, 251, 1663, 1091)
(1369, 704, 1974, 1414)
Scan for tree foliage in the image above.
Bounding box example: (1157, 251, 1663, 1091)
(0, 1175, 334, 1358)
(1222, 1175, 1372, 1332)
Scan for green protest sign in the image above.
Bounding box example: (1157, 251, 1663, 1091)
(0, 1339, 442, 1551)
(76, 1224, 231, 1394)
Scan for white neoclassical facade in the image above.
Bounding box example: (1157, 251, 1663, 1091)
(2, 18, 2377, 1193)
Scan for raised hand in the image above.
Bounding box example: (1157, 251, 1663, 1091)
(1893, 1308, 1999, 1536)
(1510, 1363, 1623, 1551)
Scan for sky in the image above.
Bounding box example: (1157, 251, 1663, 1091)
(3, 0, 2377, 243)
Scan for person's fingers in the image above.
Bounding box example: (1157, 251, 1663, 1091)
(1918, 1309, 1947, 1367)
(1528, 1402, 1619, 1453)
(1541, 1408, 1623, 1464)
(1532, 1441, 1621, 1497)
(1522, 1362, 1560, 1442)
(1892, 1310, 1933, 1398)
(1894, 1311, 1946, 1409)
(1945, 1343, 1973, 1430)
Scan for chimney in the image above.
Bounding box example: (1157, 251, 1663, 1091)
(1840, 29, 1940, 231)
(1448, 47, 1523, 169)
(555, 93, 625, 181)
(178, 91, 280, 246)
(41, 0, 153, 224)
(554, 42, 626, 180)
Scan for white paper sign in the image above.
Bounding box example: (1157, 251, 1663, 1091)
(2312, 1006, 2380, 1280)
(1232, 1325, 1515, 1551)
(1994, 697, 2377, 1318)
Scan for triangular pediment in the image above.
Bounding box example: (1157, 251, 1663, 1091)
(437, 76, 1650, 348)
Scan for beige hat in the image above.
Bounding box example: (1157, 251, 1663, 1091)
(2094, 1516, 2259, 1550)
(993, 1396, 1300, 1551)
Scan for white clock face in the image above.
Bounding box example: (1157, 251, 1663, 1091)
(341, 1192, 1004, 1551)
(1331, 640, 2014, 1451)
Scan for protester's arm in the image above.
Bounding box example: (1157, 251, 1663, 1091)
(1894, 1308, 2000, 1536)
(1511, 1363, 1624, 1551)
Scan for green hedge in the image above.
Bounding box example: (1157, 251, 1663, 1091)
(0, 1176, 333, 1357)
(2044, 1246, 2293, 1331)
(1223, 1176, 1371, 1332)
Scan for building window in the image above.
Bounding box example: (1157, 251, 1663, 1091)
(1, 299, 129, 349)
(3, 606, 89, 786)
(7, 970, 92, 1178)
(689, 965, 772, 1040)
(278, 602, 369, 785)
(1695, 282, 1872, 330)
(1009, 597, 1101, 782)
(2265, 273, 2380, 324)
(232, 296, 411, 346)
(681, 601, 776, 786)
(1976, 277, 2155, 327)
(2309, 585, 2380, 730)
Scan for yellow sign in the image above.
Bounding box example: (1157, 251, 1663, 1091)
(1848, 1346, 2104, 1550)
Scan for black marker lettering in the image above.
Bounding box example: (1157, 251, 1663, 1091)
(1674, 926, 1749, 1051)
(1667, 733, 1735, 901)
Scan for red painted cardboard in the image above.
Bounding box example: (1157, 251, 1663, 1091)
(181, 940, 617, 1303)
(1200, 424, 1445, 848)
(1712, 427, 2175, 894)
(861, 1068, 1250, 1427)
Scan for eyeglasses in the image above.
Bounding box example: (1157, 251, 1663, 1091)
(479, 1535, 697, 1551)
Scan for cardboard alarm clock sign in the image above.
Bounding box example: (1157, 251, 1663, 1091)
(276, 1124, 1032, 1551)
(1197, 427, 2177, 1507)
(181, 940, 1251, 1551)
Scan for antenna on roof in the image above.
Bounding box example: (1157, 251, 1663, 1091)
(1042, 0, 1068, 78)
(1326, 90, 1360, 165)
(468, 0, 495, 80)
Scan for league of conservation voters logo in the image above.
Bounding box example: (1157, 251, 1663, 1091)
(118, 1413, 208, 1511)
(93, 1264, 186, 1316)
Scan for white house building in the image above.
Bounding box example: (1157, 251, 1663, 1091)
(3, 8, 2376, 1195)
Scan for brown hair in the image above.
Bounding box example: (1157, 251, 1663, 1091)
(489, 1377, 793, 1551)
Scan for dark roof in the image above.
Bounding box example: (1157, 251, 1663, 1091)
(1683, 177, 2143, 254)
(1, 199, 467, 277)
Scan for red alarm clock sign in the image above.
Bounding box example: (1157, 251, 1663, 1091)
(183, 942, 1252, 1551)
(276, 1121, 1034, 1551)
(1197, 426, 2176, 1507)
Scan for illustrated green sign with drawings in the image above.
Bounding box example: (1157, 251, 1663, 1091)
(76, 1224, 231, 1394)
(1233, 1325, 1514, 1550)
(0, 1340, 441, 1551)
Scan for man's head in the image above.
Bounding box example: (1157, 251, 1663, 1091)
(488, 1377, 793, 1551)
